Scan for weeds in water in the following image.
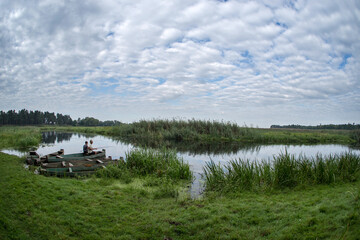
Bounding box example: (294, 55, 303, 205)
(109, 119, 261, 142)
(125, 148, 193, 181)
(203, 152, 360, 193)
(96, 148, 192, 185)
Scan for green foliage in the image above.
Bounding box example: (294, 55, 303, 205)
(0, 109, 72, 125)
(95, 147, 193, 185)
(109, 119, 258, 142)
(125, 148, 193, 181)
(204, 152, 360, 193)
(350, 129, 360, 144)
(0, 109, 123, 126)
(0, 126, 41, 150)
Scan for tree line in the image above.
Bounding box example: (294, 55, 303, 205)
(0, 109, 122, 126)
(270, 123, 360, 130)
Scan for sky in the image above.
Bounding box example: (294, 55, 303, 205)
(0, 0, 359, 127)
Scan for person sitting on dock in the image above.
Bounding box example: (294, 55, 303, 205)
(83, 141, 89, 155)
(88, 139, 98, 155)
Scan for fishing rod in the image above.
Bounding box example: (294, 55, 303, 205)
(91, 146, 114, 149)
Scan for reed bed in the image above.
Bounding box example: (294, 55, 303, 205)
(0, 126, 41, 150)
(108, 119, 261, 142)
(97, 148, 193, 182)
(126, 148, 192, 181)
(203, 151, 360, 193)
(109, 119, 353, 144)
(350, 129, 360, 145)
(41, 120, 355, 145)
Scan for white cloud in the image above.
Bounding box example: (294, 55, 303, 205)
(0, 0, 359, 126)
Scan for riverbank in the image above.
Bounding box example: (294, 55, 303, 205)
(38, 119, 357, 146)
(1, 152, 359, 239)
(0, 126, 41, 150)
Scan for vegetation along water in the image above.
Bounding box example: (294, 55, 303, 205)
(1, 124, 360, 239)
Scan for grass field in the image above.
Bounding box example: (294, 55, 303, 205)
(1, 153, 360, 239)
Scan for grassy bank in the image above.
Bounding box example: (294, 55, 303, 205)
(204, 151, 360, 193)
(40, 119, 356, 145)
(1, 152, 360, 239)
(0, 126, 41, 150)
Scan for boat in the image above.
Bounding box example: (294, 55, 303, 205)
(26, 151, 40, 165)
(42, 165, 105, 173)
(40, 157, 117, 177)
(40, 149, 64, 160)
(41, 157, 114, 169)
(40, 169, 98, 177)
(26, 149, 64, 165)
(45, 149, 106, 163)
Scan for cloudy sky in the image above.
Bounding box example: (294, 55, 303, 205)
(1, 0, 359, 127)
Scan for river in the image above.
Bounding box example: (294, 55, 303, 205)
(3, 131, 360, 198)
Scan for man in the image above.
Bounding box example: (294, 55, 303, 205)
(88, 139, 97, 154)
(83, 141, 89, 155)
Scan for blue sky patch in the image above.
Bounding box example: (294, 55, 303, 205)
(106, 32, 114, 37)
(164, 98, 181, 106)
(209, 76, 225, 83)
(275, 21, 288, 29)
(88, 82, 118, 96)
(338, 54, 352, 69)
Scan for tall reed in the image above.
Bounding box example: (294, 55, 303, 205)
(203, 152, 360, 193)
(109, 119, 260, 142)
(0, 126, 41, 150)
(124, 148, 193, 181)
(350, 129, 360, 145)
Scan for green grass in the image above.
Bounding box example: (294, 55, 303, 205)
(0, 126, 41, 150)
(95, 147, 192, 185)
(124, 148, 193, 181)
(350, 129, 360, 145)
(204, 151, 360, 193)
(1, 153, 360, 239)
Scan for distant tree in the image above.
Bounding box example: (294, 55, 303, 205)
(270, 123, 360, 130)
(78, 117, 100, 126)
(0, 109, 122, 126)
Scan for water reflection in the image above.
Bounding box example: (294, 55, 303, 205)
(42, 131, 73, 143)
(119, 138, 264, 156)
(40, 132, 360, 160)
(42, 131, 97, 144)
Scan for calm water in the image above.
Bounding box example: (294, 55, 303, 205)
(3, 131, 360, 198)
